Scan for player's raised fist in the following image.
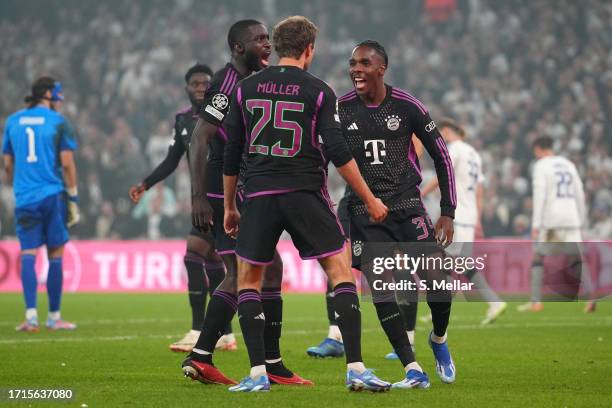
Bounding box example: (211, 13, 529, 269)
(128, 183, 146, 203)
(366, 197, 388, 223)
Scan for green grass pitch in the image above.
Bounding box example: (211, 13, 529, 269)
(1, 293, 610, 407)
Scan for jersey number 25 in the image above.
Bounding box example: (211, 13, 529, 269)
(246, 99, 304, 158)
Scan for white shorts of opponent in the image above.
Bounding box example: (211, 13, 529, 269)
(535, 228, 582, 256)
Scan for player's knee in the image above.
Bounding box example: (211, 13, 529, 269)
(262, 252, 283, 289)
(395, 287, 418, 304)
(186, 235, 214, 259)
(21, 249, 37, 257)
(319, 252, 353, 286)
(217, 277, 238, 294)
(47, 246, 64, 258)
(237, 261, 265, 290)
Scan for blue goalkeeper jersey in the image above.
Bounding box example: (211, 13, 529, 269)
(2, 105, 77, 208)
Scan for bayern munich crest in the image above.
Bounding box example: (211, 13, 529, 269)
(386, 115, 401, 131)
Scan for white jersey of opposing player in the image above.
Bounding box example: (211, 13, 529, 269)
(446, 139, 484, 227)
(532, 155, 586, 230)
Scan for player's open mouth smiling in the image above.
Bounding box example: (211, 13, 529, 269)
(353, 77, 366, 91)
(261, 51, 271, 67)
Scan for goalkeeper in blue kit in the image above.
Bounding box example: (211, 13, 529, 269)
(3, 77, 80, 332)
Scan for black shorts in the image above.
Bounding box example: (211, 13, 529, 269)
(350, 209, 440, 269)
(236, 190, 346, 265)
(188, 226, 216, 245)
(208, 189, 246, 255)
(337, 194, 350, 240)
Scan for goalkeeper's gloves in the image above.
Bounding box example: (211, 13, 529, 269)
(66, 186, 80, 228)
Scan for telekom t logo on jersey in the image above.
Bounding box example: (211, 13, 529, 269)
(364, 139, 386, 164)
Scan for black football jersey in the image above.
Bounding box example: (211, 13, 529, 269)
(199, 63, 245, 194)
(223, 65, 351, 197)
(142, 105, 197, 189)
(174, 105, 198, 156)
(338, 85, 456, 218)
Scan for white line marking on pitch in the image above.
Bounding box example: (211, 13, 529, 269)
(0, 314, 610, 327)
(1, 320, 610, 345)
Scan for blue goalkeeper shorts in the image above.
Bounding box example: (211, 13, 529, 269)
(15, 193, 69, 250)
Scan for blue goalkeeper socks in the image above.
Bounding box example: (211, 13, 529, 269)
(47, 257, 63, 313)
(21, 254, 37, 309)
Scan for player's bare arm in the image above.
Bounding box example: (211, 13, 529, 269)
(222, 174, 240, 238)
(421, 177, 440, 197)
(413, 119, 456, 246)
(189, 119, 216, 230)
(3, 154, 14, 183)
(130, 130, 184, 203)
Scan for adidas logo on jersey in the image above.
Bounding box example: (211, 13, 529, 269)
(181, 128, 188, 136)
(347, 122, 359, 130)
(254, 313, 265, 320)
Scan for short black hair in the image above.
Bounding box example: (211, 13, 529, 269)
(355, 40, 388, 67)
(532, 136, 554, 150)
(227, 19, 263, 51)
(184, 63, 213, 83)
(24, 76, 56, 107)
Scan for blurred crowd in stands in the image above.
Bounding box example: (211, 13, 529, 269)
(1, 0, 610, 239)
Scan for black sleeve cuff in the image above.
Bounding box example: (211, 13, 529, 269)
(223, 164, 240, 176)
(440, 206, 455, 219)
(330, 153, 352, 169)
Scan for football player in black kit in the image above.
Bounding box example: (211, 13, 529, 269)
(183, 20, 312, 386)
(337, 40, 457, 388)
(223, 16, 391, 392)
(129, 63, 235, 354)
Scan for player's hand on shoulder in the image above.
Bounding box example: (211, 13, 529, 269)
(435, 215, 454, 248)
(191, 195, 214, 232)
(224, 207, 240, 239)
(129, 183, 146, 203)
(366, 197, 388, 223)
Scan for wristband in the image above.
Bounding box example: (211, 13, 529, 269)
(66, 186, 78, 202)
